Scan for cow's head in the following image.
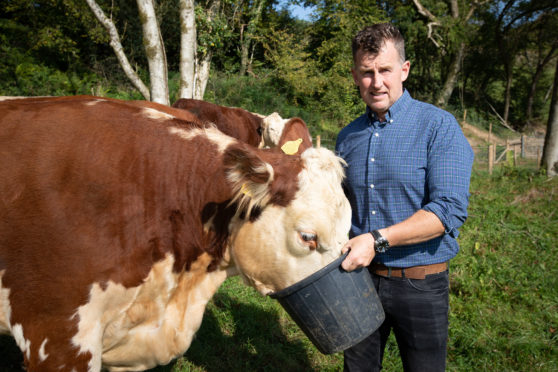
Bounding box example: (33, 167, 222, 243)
(261, 112, 288, 148)
(224, 146, 351, 295)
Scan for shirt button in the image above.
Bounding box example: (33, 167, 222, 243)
(371, 210, 376, 215)
(370, 184, 375, 189)
(389, 119, 393, 123)
(374, 133, 379, 137)
(371, 158, 375, 162)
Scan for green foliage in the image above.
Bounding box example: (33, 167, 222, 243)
(262, 28, 323, 98)
(194, 5, 232, 58)
(11, 62, 98, 96)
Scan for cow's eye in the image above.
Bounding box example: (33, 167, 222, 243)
(257, 126, 263, 136)
(299, 231, 318, 250)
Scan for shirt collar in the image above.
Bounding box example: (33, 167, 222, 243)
(367, 89, 411, 125)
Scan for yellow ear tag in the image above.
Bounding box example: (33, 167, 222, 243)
(240, 183, 253, 197)
(281, 138, 303, 155)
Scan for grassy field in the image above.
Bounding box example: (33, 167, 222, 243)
(146, 163, 557, 372)
(1, 165, 556, 371)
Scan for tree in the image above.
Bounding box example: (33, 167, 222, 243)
(410, 0, 490, 107)
(524, 12, 558, 126)
(238, 0, 266, 76)
(85, 0, 152, 101)
(492, 0, 557, 126)
(178, 0, 196, 98)
(86, 0, 226, 103)
(137, 0, 169, 104)
(542, 58, 558, 177)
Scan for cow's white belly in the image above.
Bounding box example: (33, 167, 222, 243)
(72, 253, 228, 372)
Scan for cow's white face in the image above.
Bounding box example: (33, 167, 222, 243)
(229, 148, 352, 295)
(261, 112, 288, 148)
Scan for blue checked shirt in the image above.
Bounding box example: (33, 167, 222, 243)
(336, 90, 474, 267)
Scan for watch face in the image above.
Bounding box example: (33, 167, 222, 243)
(375, 237, 389, 253)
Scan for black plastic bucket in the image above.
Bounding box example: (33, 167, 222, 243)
(269, 253, 385, 354)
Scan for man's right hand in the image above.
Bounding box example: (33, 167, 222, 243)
(341, 233, 376, 271)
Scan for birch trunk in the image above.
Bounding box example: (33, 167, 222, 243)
(136, 0, 169, 105)
(85, 0, 151, 100)
(194, 58, 211, 100)
(179, 0, 196, 99)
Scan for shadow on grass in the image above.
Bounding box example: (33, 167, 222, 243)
(0, 293, 311, 372)
(149, 291, 313, 372)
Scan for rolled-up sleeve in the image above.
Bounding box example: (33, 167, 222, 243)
(422, 115, 474, 238)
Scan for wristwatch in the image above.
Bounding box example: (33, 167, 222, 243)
(370, 230, 390, 253)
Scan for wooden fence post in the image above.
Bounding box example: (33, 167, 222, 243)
(488, 144, 494, 174)
(521, 135, 525, 158)
(316, 135, 321, 148)
(488, 122, 492, 144)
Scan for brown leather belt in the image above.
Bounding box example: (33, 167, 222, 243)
(371, 262, 448, 280)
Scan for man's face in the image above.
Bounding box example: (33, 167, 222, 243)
(352, 40, 410, 120)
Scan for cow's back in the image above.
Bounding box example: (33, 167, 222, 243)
(172, 99, 263, 147)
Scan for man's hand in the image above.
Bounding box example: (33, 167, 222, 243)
(341, 233, 376, 271)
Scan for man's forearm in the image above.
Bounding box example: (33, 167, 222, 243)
(379, 209, 445, 247)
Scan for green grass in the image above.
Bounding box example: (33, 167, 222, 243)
(447, 165, 558, 371)
(146, 164, 558, 372)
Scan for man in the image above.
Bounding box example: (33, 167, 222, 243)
(336, 23, 474, 371)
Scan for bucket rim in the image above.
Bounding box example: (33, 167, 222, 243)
(269, 252, 349, 299)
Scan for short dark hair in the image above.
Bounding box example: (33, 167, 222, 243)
(352, 23, 406, 64)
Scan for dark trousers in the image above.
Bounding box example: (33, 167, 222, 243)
(344, 270, 450, 372)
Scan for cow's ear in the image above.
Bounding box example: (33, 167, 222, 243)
(223, 145, 274, 218)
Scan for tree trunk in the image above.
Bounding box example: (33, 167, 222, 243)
(503, 64, 513, 125)
(136, 0, 169, 105)
(239, 0, 265, 76)
(194, 57, 211, 99)
(85, 0, 151, 100)
(542, 59, 558, 177)
(526, 43, 558, 126)
(436, 42, 465, 107)
(178, 0, 196, 99)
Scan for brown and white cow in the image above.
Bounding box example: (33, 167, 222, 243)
(172, 98, 313, 155)
(0, 96, 351, 371)
(172, 98, 265, 148)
